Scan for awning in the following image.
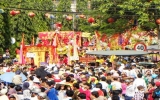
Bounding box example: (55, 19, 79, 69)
(86, 50, 149, 56)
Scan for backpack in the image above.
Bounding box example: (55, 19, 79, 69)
(152, 88, 160, 98)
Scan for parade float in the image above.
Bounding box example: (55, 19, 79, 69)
(17, 26, 159, 66)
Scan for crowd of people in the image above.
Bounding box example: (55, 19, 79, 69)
(0, 56, 160, 100)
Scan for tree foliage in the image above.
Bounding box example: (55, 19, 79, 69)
(0, 0, 160, 56)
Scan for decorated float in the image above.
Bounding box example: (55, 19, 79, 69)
(17, 26, 159, 66)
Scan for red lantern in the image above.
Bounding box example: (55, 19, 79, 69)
(88, 17, 95, 23)
(108, 18, 115, 23)
(156, 18, 160, 24)
(28, 12, 35, 18)
(66, 16, 73, 21)
(79, 14, 85, 18)
(10, 10, 17, 16)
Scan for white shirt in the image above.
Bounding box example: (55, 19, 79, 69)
(62, 97, 72, 100)
(129, 69, 137, 78)
(133, 78, 147, 92)
(125, 85, 135, 97)
(111, 81, 122, 90)
(108, 97, 124, 100)
(99, 81, 108, 92)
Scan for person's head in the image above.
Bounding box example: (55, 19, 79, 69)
(46, 80, 55, 87)
(137, 73, 142, 78)
(101, 77, 106, 81)
(78, 93, 86, 100)
(91, 91, 99, 99)
(15, 85, 22, 92)
(46, 74, 52, 79)
(95, 83, 102, 89)
(154, 69, 159, 75)
(9, 95, 16, 100)
(137, 85, 144, 91)
(131, 64, 136, 69)
(68, 74, 74, 82)
(66, 76, 71, 82)
(9, 83, 15, 88)
(66, 90, 74, 97)
(37, 92, 47, 100)
(29, 75, 34, 81)
(15, 70, 21, 75)
(83, 83, 91, 90)
(31, 88, 41, 97)
(23, 82, 30, 90)
(146, 70, 151, 75)
(73, 83, 79, 90)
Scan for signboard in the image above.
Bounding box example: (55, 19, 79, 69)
(134, 43, 147, 51)
(26, 52, 36, 58)
(79, 57, 96, 63)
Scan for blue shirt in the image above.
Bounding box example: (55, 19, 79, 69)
(47, 88, 59, 100)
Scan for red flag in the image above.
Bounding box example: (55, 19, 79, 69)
(20, 34, 25, 64)
(76, 32, 82, 47)
(52, 33, 59, 48)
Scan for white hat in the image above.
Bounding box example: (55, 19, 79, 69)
(32, 88, 41, 93)
(0, 88, 8, 95)
(33, 77, 40, 83)
(38, 92, 47, 99)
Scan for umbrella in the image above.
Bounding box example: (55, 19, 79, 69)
(0, 72, 14, 83)
(0, 72, 27, 83)
(86, 50, 149, 56)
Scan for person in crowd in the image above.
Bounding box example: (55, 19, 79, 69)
(12, 70, 22, 85)
(152, 81, 160, 100)
(7, 83, 17, 97)
(15, 85, 24, 100)
(62, 90, 74, 100)
(31, 88, 41, 100)
(144, 70, 152, 84)
(111, 77, 122, 94)
(108, 90, 124, 100)
(0, 88, 9, 100)
(147, 82, 155, 100)
(78, 93, 86, 100)
(79, 83, 91, 100)
(72, 82, 80, 100)
(99, 77, 108, 93)
(37, 92, 49, 100)
(125, 79, 135, 100)
(133, 73, 147, 92)
(45, 81, 58, 100)
(23, 82, 32, 100)
(56, 84, 66, 100)
(134, 85, 145, 100)
(28, 75, 34, 90)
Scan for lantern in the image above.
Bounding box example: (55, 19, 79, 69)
(28, 12, 35, 18)
(88, 17, 95, 23)
(108, 18, 115, 23)
(156, 18, 160, 24)
(66, 16, 73, 21)
(10, 10, 17, 16)
(79, 14, 85, 18)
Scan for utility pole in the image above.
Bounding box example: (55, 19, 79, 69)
(71, 0, 77, 32)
